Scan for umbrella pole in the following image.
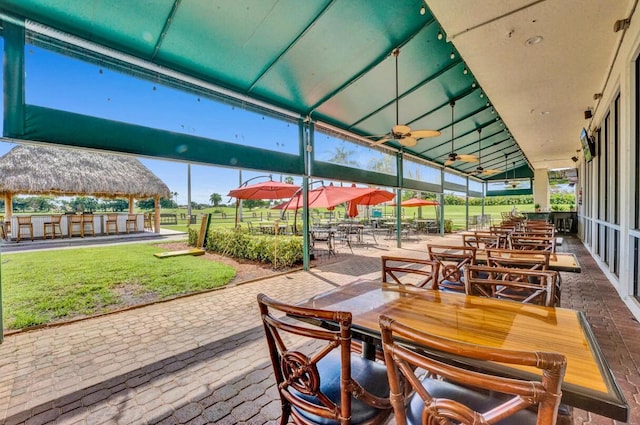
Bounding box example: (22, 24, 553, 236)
(235, 199, 240, 228)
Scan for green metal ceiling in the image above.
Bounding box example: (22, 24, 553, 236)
(0, 0, 532, 180)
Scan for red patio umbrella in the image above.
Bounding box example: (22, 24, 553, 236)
(346, 188, 395, 218)
(390, 197, 440, 207)
(228, 180, 299, 226)
(228, 180, 299, 200)
(278, 184, 374, 210)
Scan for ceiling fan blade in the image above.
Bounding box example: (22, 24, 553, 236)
(444, 158, 455, 166)
(481, 168, 502, 175)
(371, 137, 392, 146)
(457, 154, 479, 163)
(392, 124, 411, 136)
(409, 129, 441, 139)
(400, 136, 418, 147)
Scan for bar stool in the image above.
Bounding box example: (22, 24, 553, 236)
(125, 214, 138, 233)
(43, 215, 63, 239)
(16, 215, 33, 242)
(68, 214, 84, 238)
(105, 214, 119, 235)
(82, 214, 95, 237)
(143, 212, 153, 231)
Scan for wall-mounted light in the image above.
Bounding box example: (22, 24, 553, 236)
(571, 156, 579, 163)
(614, 18, 631, 32)
(593, 93, 603, 100)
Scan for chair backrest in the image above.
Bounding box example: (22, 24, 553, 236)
(107, 214, 118, 221)
(257, 294, 391, 425)
(379, 315, 566, 425)
(49, 214, 62, 224)
(463, 264, 557, 306)
(509, 234, 556, 252)
(427, 244, 476, 292)
(520, 226, 556, 237)
(485, 247, 550, 271)
(381, 256, 439, 288)
(462, 232, 501, 251)
(17, 215, 31, 224)
(69, 214, 82, 223)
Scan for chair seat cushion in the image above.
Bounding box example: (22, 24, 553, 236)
(440, 280, 466, 292)
(405, 377, 538, 425)
(293, 350, 390, 424)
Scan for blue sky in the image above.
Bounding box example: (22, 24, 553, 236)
(0, 41, 306, 205)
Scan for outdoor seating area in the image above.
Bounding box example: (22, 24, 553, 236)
(2, 2, 640, 424)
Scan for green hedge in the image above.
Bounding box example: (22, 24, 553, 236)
(188, 228, 304, 269)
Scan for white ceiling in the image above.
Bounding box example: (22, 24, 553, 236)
(426, 0, 634, 170)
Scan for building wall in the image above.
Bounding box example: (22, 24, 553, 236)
(580, 17, 640, 320)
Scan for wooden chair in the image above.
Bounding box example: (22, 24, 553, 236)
(68, 214, 84, 238)
(257, 293, 392, 425)
(82, 214, 95, 237)
(43, 215, 63, 239)
(125, 214, 138, 233)
(427, 244, 477, 293)
(463, 264, 558, 307)
(485, 248, 561, 306)
(105, 214, 119, 235)
(381, 256, 439, 288)
(0, 216, 10, 240)
(509, 234, 556, 252)
(379, 315, 566, 425)
(485, 247, 551, 271)
(489, 225, 514, 248)
(462, 231, 501, 251)
(16, 215, 33, 242)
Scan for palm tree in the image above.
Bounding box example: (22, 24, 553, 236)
(327, 142, 359, 167)
(209, 193, 222, 207)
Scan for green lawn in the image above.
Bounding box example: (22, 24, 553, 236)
(2, 243, 236, 330)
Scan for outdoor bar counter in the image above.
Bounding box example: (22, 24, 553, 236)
(5, 213, 144, 240)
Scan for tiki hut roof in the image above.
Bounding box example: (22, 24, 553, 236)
(0, 144, 171, 199)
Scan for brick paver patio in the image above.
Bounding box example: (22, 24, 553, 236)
(0, 233, 637, 424)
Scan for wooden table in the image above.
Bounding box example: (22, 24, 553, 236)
(297, 280, 628, 421)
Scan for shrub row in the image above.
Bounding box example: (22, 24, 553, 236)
(189, 228, 304, 269)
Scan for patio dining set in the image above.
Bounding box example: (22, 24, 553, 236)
(255, 214, 627, 424)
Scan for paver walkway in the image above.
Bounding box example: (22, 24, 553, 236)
(0, 234, 638, 424)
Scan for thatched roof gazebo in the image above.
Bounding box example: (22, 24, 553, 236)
(0, 144, 171, 233)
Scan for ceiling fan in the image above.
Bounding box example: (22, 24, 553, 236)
(371, 48, 440, 147)
(504, 155, 520, 188)
(471, 128, 501, 176)
(444, 100, 478, 166)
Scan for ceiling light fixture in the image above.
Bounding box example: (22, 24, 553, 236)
(524, 35, 543, 46)
(471, 80, 477, 88)
(420, 4, 426, 15)
(450, 50, 455, 60)
(463, 66, 468, 75)
(437, 30, 444, 40)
